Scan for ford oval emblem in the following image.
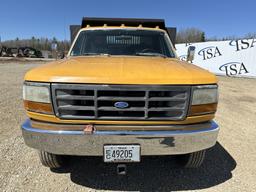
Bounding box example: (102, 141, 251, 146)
(114, 101, 129, 109)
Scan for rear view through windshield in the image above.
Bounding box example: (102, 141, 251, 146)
(70, 29, 176, 58)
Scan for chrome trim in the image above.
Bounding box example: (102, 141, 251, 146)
(193, 85, 218, 89)
(23, 81, 50, 87)
(21, 119, 219, 156)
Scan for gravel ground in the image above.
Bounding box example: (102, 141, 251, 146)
(0, 62, 256, 192)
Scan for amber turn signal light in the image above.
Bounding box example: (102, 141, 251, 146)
(188, 103, 217, 116)
(24, 100, 53, 114)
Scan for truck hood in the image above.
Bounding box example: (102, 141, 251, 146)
(25, 56, 217, 84)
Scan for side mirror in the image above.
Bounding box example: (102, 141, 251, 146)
(186, 46, 195, 63)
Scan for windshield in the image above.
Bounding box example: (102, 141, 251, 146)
(70, 29, 176, 58)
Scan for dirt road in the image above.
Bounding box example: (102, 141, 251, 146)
(0, 62, 256, 192)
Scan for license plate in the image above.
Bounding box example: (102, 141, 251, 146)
(104, 145, 140, 163)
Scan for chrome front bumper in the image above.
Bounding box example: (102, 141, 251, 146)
(21, 119, 219, 156)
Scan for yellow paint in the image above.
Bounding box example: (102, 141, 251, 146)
(27, 111, 215, 125)
(80, 26, 166, 32)
(24, 26, 218, 124)
(25, 57, 217, 85)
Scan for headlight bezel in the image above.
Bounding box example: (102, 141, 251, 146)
(189, 84, 218, 116)
(23, 82, 53, 114)
(191, 84, 218, 106)
(23, 82, 51, 103)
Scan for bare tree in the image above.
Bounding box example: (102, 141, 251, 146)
(1, 37, 70, 52)
(244, 32, 256, 39)
(176, 28, 206, 44)
(207, 32, 256, 42)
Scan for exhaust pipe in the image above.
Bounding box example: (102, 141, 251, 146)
(117, 164, 127, 175)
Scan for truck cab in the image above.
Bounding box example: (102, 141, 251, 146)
(21, 18, 219, 170)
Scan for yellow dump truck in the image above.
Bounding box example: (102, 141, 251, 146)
(21, 18, 219, 173)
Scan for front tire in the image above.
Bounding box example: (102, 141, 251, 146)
(178, 150, 206, 168)
(38, 151, 64, 168)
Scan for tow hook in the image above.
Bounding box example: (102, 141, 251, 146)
(117, 164, 127, 175)
(83, 124, 95, 134)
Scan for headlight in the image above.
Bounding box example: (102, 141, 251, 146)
(192, 85, 218, 105)
(23, 82, 53, 114)
(189, 85, 218, 116)
(23, 83, 50, 103)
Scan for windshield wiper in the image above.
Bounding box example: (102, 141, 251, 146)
(82, 53, 110, 56)
(136, 52, 167, 58)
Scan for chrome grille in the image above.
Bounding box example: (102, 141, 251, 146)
(51, 84, 191, 120)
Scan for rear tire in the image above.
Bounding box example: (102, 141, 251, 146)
(178, 150, 206, 168)
(38, 151, 63, 168)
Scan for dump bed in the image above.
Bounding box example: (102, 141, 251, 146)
(70, 17, 176, 46)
